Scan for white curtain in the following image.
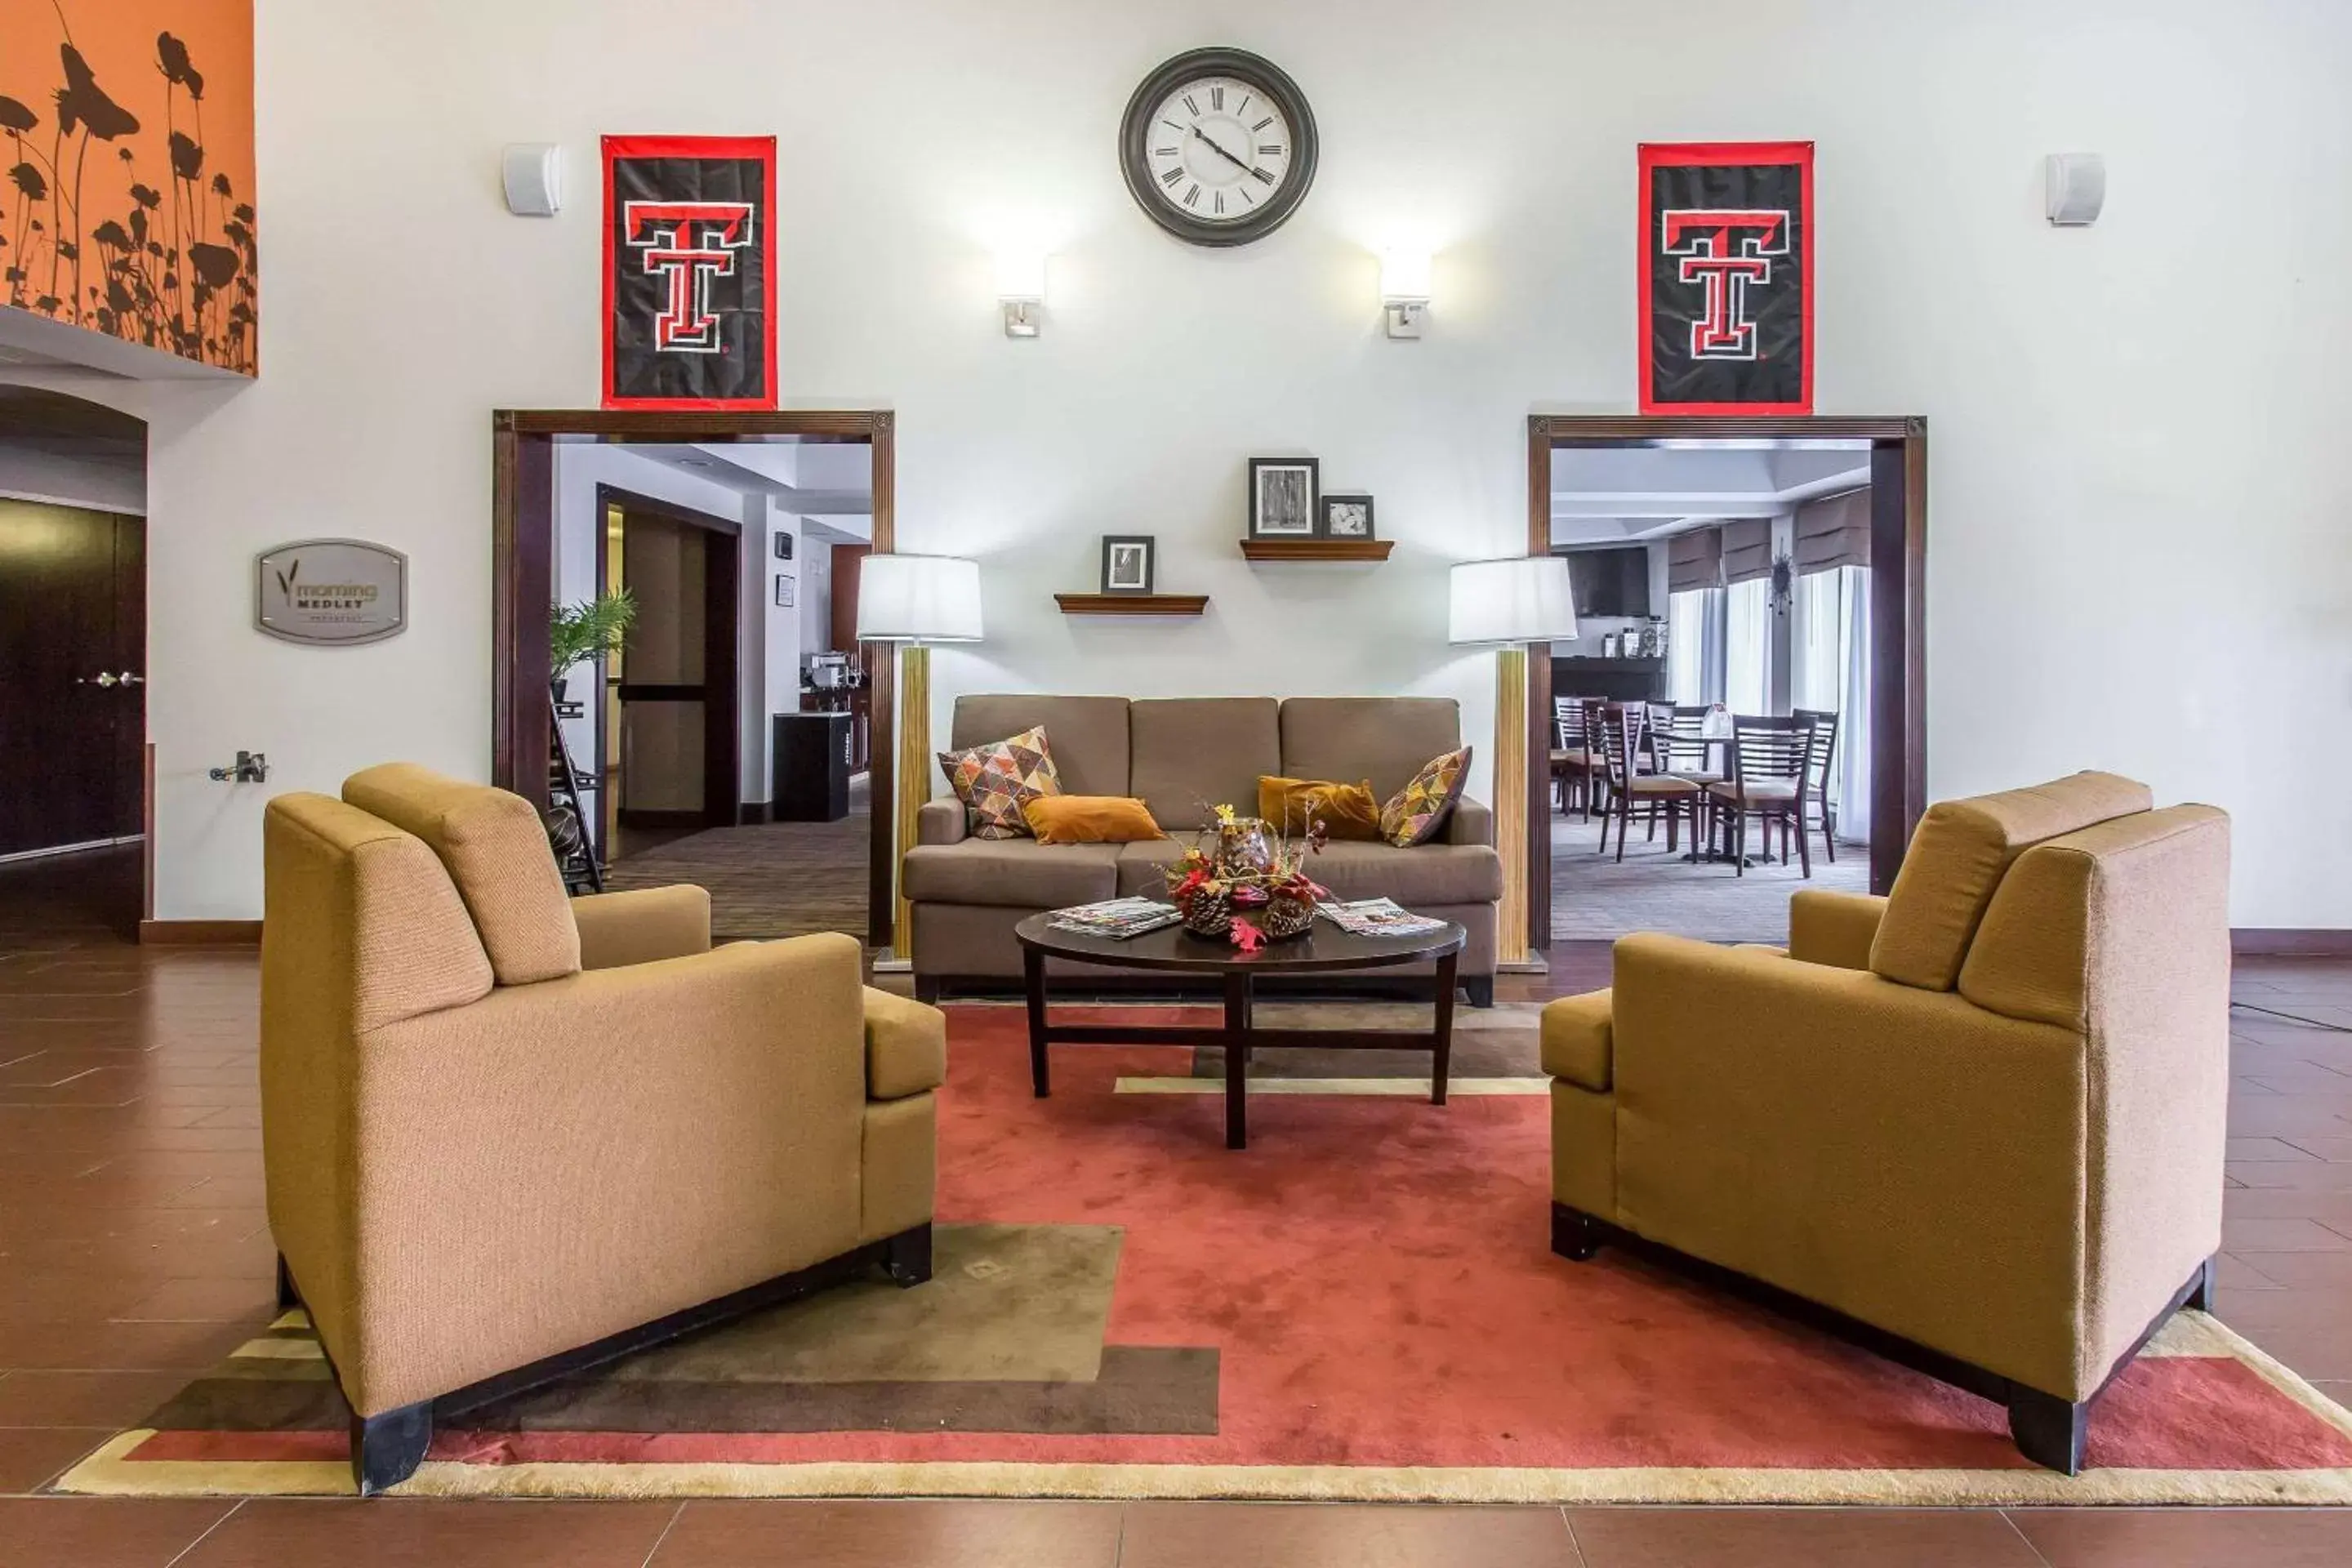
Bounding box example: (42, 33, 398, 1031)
(1723, 577, 1770, 717)
(1793, 565, 1871, 845)
(1666, 586, 1726, 706)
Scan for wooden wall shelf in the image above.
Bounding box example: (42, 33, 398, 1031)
(1054, 593, 1209, 617)
(1239, 538, 1395, 563)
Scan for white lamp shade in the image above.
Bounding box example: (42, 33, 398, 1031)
(855, 554, 983, 644)
(994, 252, 1046, 302)
(1448, 556, 1579, 645)
(1380, 249, 1433, 303)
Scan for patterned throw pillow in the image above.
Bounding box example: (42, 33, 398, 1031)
(1379, 746, 1472, 848)
(938, 726, 1063, 840)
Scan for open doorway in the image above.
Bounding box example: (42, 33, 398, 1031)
(1525, 416, 1925, 949)
(496, 412, 895, 948)
(0, 387, 148, 942)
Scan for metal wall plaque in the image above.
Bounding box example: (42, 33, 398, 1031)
(256, 539, 408, 645)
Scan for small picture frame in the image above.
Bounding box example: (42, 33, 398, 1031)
(774, 573, 795, 608)
(773, 532, 794, 561)
(1321, 492, 1375, 540)
(1100, 535, 1156, 595)
(1248, 457, 1320, 538)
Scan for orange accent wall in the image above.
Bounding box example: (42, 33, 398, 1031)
(0, 2, 256, 375)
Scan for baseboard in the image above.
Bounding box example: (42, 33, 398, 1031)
(2234, 929, 2352, 957)
(140, 919, 262, 946)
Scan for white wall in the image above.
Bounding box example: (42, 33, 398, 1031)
(0, 439, 145, 515)
(29, 0, 2352, 927)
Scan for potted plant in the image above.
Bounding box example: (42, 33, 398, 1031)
(549, 590, 637, 706)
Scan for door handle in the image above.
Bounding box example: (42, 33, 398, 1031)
(82, 671, 120, 687)
(118, 671, 144, 685)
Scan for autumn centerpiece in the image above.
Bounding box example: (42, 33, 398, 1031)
(1165, 804, 1327, 953)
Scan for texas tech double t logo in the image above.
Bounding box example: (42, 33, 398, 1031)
(1639, 142, 1813, 414)
(622, 202, 756, 354)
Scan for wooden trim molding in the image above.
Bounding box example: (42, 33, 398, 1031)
(140, 920, 261, 946)
(2233, 929, 2352, 957)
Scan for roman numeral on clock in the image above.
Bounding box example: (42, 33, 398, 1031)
(1183, 94, 1200, 116)
(1160, 167, 1183, 186)
(1250, 166, 1275, 185)
(1183, 183, 1201, 207)
(1258, 145, 1283, 156)
(1211, 86, 1224, 110)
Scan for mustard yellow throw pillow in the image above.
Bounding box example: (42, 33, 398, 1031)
(1257, 776, 1383, 842)
(1022, 795, 1164, 845)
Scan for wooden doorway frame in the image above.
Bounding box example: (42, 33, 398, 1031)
(1526, 414, 1927, 949)
(492, 409, 897, 948)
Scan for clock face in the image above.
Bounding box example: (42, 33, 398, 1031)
(1120, 49, 1318, 247)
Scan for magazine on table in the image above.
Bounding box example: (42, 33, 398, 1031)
(1048, 897, 1183, 939)
(1316, 898, 1447, 938)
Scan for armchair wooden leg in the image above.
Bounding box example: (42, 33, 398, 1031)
(275, 1253, 300, 1312)
(1550, 1201, 1606, 1262)
(1463, 977, 1494, 1009)
(352, 1401, 432, 1496)
(2007, 1385, 2087, 1476)
(914, 977, 943, 1005)
(2185, 1254, 2217, 1312)
(882, 1222, 933, 1287)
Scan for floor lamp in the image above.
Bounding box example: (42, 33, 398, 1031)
(1450, 556, 1579, 968)
(855, 554, 984, 962)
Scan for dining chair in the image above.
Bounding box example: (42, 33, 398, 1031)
(1596, 703, 1700, 862)
(1793, 706, 1842, 865)
(1552, 695, 1597, 817)
(1705, 715, 1816, 877)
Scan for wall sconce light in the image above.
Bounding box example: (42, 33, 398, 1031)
(996, 253, 1047, 338)
(1380, 250, 1432, 339)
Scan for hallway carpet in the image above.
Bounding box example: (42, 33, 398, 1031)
(56, 1006, 2352, 1505)
(604, 791, 870, 942)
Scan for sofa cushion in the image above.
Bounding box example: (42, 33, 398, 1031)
(901, 839, 1120, 909)
(1297, 840, 1503, 906)
(1258, 776, 1383, 841)
(1381, 746, 1473, 847)
(1023, 795, 1164, 844)
(1116, 836, 1190, 897)
(1130, 697, 1281, 831)
(341, 764, 580, 987)
(1281, 697, 1464, 802)
(938, 725, 1062, 840)
(951, 696, 1130, 799)
(1870, 771, 2154, 992)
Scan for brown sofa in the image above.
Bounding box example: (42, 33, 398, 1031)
(261, 764, 945, 1494)
(906, 695, 1502, 1004)
(1542, 773, 2230, 1473)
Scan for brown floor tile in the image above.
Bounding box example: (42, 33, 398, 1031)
(1120, 1502, 1578, 1568)
(176, 1498, 681, 1568)
(2222, 1217, 2352, 1252)
(654, 1499, 1121, 1567)
(110, 1275, 277, 1323)
(2228, 1250, 2352, 1289)
(0, 1496, 235, 1566)
(1, 1315, 256, 1371)
(2231, 1137, 2323, 1162)
(1566, 1507, 2041, 1567)
(0, 1428, 111, 1493)
(2010, 1507, 2352, 1566)
(2216, 1253, 2289, 1290)
(0, 1370, 189, 1428)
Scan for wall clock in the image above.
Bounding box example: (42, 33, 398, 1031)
(1119, 47, 1318, 247)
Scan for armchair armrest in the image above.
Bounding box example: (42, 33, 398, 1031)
(571, 885, 712, 970)
(1445, 796, 1494, 848)
(1541, 989, 1614, 1091)
(1610, 931, 2090, 1395)
(917, 798, 968, 847)
(1787, 890, 1888, 971)
(862, 987, 947, 1100)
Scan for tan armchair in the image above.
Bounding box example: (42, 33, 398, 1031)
(1544, 773, 2230, 1473)
(261, 764, 944, 1494)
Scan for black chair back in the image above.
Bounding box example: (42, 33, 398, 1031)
(1555, 696, 1592, 751)
(1793, 707, 1840, 795)
(1593, 704, 1647, 789)
(1729, 714, 1813, 791)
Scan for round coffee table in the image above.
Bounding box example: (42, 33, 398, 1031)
(1013, 910, 1468, 1149)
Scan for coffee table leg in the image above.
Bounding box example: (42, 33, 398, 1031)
(1223, 971, 1252, 1150)
(1023, 946, 1050, 1098)
(1432, 951, 1459, 1106)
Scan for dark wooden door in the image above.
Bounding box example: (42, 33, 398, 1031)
(830, 545, 871, 771)
(0, 502, 144, 855)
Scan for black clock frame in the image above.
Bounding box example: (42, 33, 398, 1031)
(1119, 47, 1320, 248)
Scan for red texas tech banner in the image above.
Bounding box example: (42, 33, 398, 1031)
(1638, 141, 1814, 415)
(602, 136, 777, 409)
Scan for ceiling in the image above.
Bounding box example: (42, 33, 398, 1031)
(626, 440, 873, 542)
(1551, 443, 1868, 548)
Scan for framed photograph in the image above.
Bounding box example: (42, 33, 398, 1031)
(773, 532, 793, 561)
(774, 573, 795, 608)
(1248, 457, 1320, 538)
(1321, 493, 1375, 539)
(1100, 535, 1156, 595)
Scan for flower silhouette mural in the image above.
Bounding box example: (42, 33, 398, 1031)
(0, 2, 256, 374)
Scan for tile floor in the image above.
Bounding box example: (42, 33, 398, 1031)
(4, 847, 2350, 1565)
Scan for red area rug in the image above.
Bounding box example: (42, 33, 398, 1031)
(58, 1005, 2352, 1503)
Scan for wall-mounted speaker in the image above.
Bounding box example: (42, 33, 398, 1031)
(2045, 153, 2105, 227)
(501, 144, 563, 218)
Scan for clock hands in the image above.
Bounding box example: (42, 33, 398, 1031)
(1189, 124, 1253, 176)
